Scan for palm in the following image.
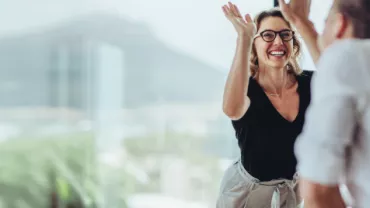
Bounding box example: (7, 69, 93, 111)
(222, 2, 256, 37)
(278, 0, 311, 24)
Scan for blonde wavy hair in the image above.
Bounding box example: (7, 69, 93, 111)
(250, 8, 302, 77)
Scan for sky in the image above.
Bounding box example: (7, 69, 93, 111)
(0, 0, 332, 72)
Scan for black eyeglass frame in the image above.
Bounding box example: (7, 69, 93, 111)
(254, 29, 295, 42)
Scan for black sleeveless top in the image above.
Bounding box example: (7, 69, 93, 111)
(232, 70, 314, 181)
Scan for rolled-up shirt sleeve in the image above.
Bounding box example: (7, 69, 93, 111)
(295, 41, 361, 185)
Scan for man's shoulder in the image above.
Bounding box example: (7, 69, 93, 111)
(326, 39, 370, 50)
(316, 39, 370, 92)
(321, 39, 370, 61)
(318, 40, 370, 74)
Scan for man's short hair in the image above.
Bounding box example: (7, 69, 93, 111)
(336, 0, 370, 38)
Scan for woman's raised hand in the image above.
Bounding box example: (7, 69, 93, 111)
(222, 2, 256, 38)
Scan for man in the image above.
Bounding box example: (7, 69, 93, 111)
(282, 0, 370, 207)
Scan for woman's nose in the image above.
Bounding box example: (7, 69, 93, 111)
(273, 35, 284, 45)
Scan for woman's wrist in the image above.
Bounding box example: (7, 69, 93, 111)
(237, 34, 254, 46)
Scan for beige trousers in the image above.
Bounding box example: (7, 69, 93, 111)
(216, 159, 303, 208)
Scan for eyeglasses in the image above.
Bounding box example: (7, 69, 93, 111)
(254, 29, 295, 42)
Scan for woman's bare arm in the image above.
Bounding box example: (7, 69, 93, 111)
(222, 3, 256, 120)
(223, 36, 253, 120)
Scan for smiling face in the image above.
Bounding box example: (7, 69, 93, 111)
(254, 16, 294, 70)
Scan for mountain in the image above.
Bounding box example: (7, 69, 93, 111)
(0, 13, 226, 108)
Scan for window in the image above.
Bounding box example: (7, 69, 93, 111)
(0, 1, 297, 207)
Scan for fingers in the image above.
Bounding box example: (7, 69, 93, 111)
(228, 2, 240, 17)
(232, 3, 243, 17)
(278, 0, 289, 12)
(222, 5, 234, 20)
(222, 5, 230, 16)
(278, 0, 287, 7)
(245, 14, 252, 23)
(278, 0, 296, 22)
(222, 2, 242, 18)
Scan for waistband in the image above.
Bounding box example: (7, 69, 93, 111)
(234, 158, 301, 207)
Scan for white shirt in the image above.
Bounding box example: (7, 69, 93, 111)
(295, 39, 370, 208)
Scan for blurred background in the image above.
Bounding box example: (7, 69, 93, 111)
(0, 0, 332, 207)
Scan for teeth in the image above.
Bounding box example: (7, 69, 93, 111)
(269, 51, 285, 56)
(270, 51, 285, 55)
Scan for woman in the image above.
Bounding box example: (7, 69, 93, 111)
(217, 1, 319, 207)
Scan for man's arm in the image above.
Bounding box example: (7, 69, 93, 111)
(279, 0, 321, 64)
(300, 179, 346, 208)
(295, 41, 360, 208)
(297, 91, 356, 208)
